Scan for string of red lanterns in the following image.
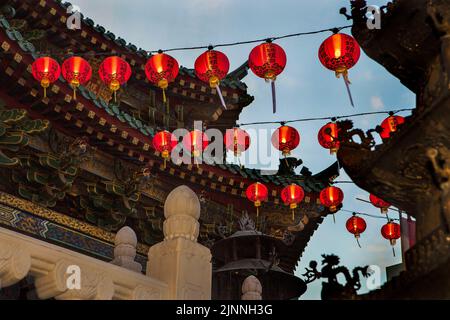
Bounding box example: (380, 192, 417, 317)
(31, 32, 361, 112)
(25, 22, 410, 261)
(30, 37, 405, 254)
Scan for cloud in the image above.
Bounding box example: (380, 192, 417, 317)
(370, 96, 385, 110)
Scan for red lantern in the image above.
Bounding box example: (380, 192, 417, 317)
(319, 33, 361, 107)
(194, 49, 230, 109)
(346, 214, 367, 247)
(318, 122, 340, 155)
(98, 56, 132, 102)
(153, 131, 177, 169)
(246, 182, 268, 216)
(271, 125, 300, 157)
(320, 186, 344, 213)
(379, 115, 405, 139)
(61, 56, 92, 100)
(369, 194, 391, 214)
(31, 57, 61, 98)
(224, 128, 250, 157)
(281, 184, 305, 221)
(145, 52, 179, 104)
(249, 41, 287, 113)
(183, 130, 209, 161)
(381, 220, 401, 256)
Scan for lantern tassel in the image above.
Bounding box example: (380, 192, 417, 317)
(271, 80, 277, 114)
(356, 237, 362, 248)
(163, 158, 167, 170)
(256, 206, 259, 218)
(392, 246, 396, 257)
(44, 87, 47, 99)
(292, 209, 295, 221)
(114, 90, 117, 103)
(332, 213, 336, 224)
(73, 87, 77, 100)
(216, 85, 227, 110)
(162, 88, 167, 104)
(342, 75, 355, 108)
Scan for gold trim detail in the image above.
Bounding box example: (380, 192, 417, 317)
(0, 191, 150, 255)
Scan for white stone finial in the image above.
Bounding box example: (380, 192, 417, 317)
(163, 185, 200, 241)
(242, 275, 262, 300)
(164, 185, 200, 219)
(115, 226, 138, 247)
(111, 226, 142, 273)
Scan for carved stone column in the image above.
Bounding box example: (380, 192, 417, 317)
(242, 275, 262, 300)
(147, 185, 212, 300)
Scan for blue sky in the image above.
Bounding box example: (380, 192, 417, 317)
(71, 0, 414, 299)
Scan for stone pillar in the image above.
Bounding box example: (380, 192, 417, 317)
(147, 185, 212, 300)
(111, 226, 142, 273)
(242, 275, 262, 300)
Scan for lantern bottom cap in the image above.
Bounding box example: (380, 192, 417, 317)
(209, 76, 220, 88)
(158, 79, 169, 89)
(162, 150, 170, 159)
(109, 79, 120, 92)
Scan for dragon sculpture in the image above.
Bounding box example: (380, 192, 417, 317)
(302, 254, 370, 300)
